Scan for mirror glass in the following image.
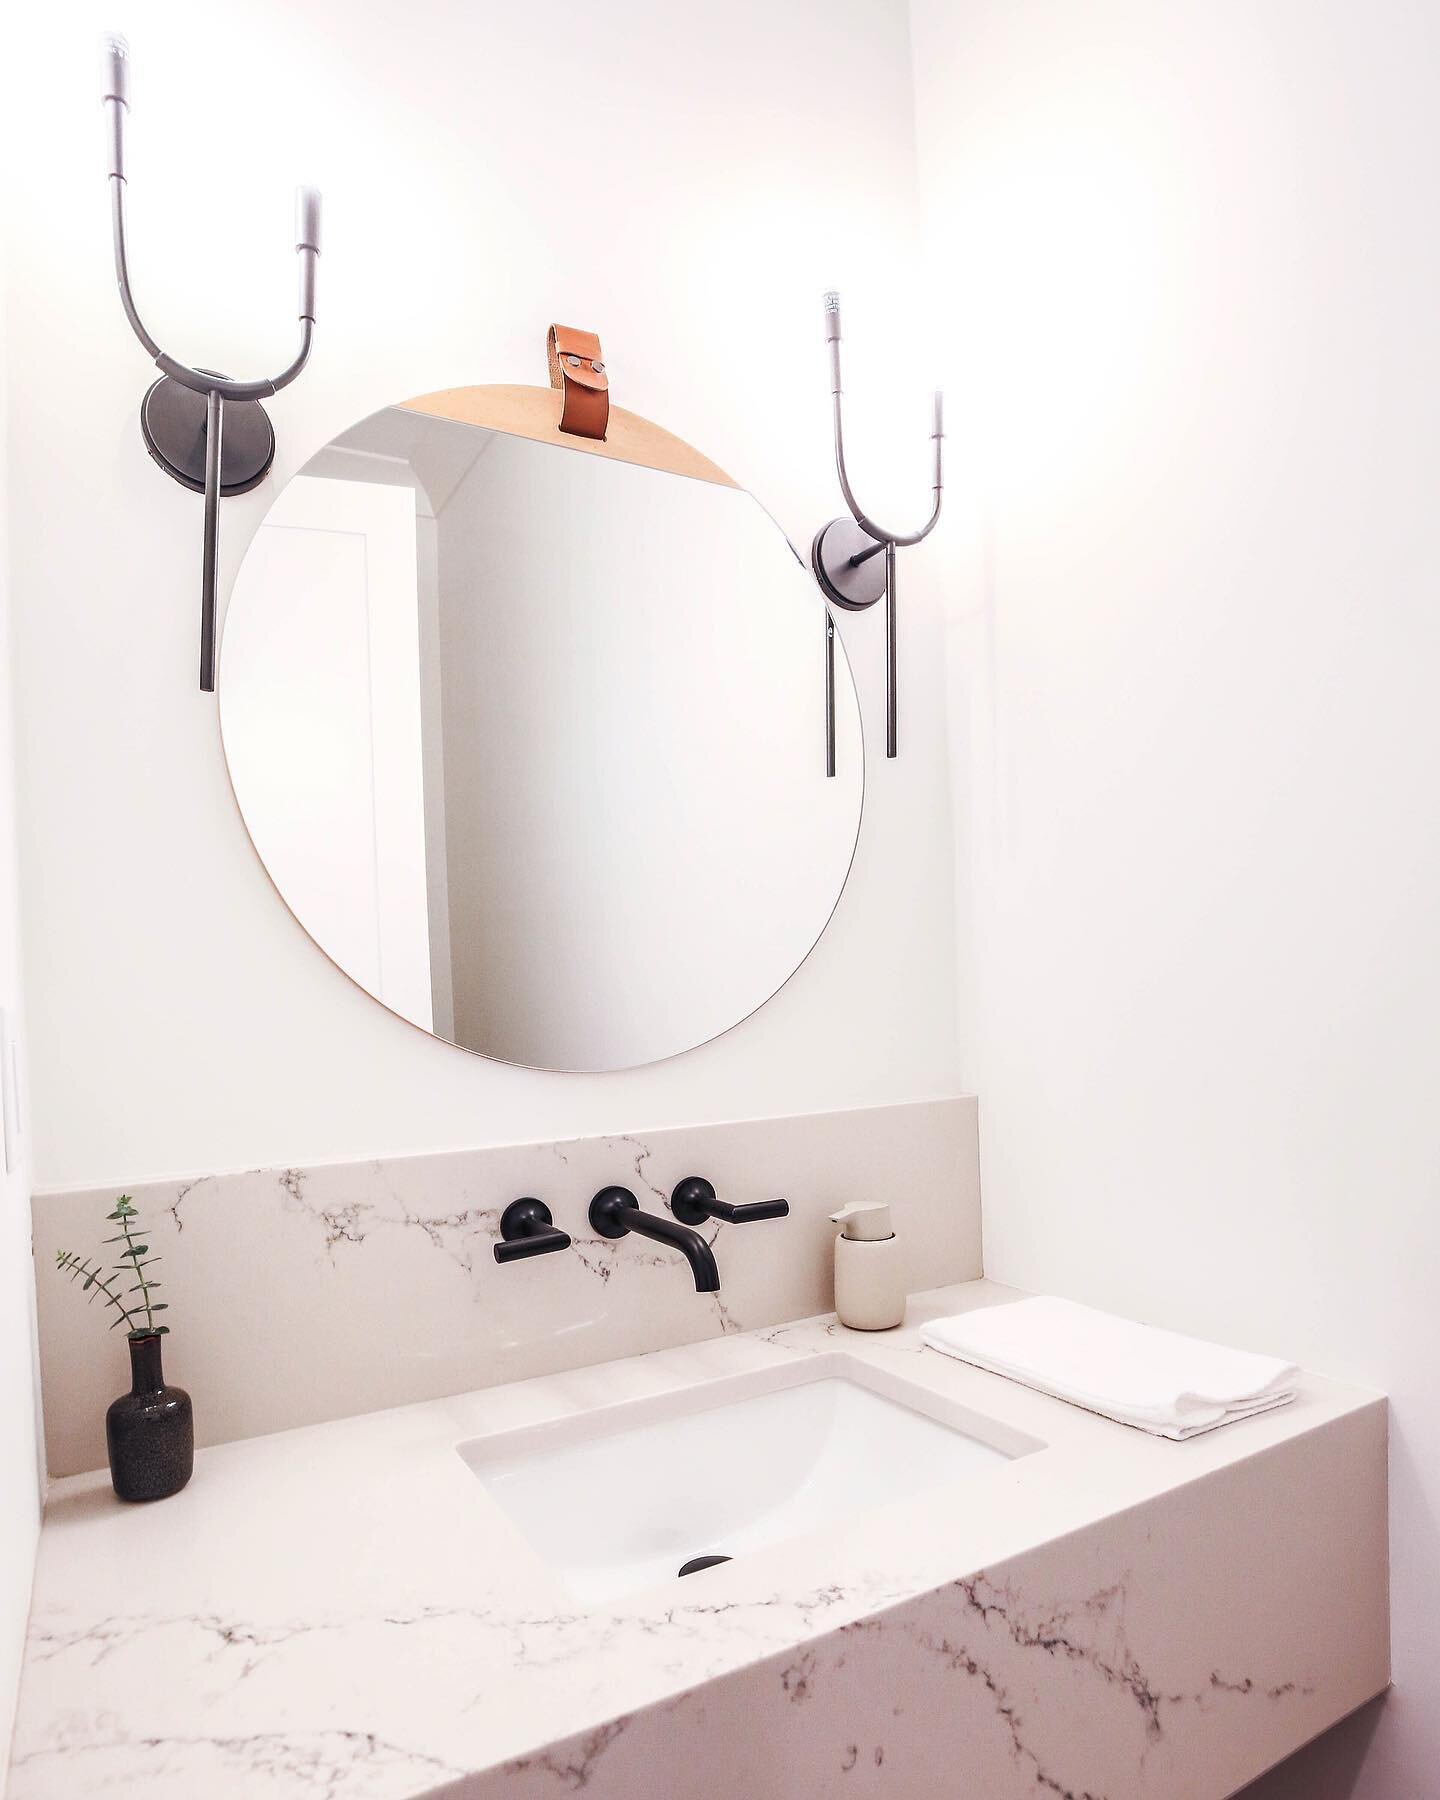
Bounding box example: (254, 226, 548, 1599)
(220, 390, 862, 1070)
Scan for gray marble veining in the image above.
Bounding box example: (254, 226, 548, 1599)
(9, 1283, 1388, 1800)
(32, 1099, 981, 1476)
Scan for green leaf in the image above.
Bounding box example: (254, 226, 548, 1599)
(118, 1246, 149, 1259)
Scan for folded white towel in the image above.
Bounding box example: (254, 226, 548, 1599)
(921, 1297, 1298, 1439)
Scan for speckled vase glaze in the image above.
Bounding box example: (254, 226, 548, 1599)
(106, 1332, 193, 1503)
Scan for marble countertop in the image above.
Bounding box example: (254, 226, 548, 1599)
(8, 1280, 1385, 1799)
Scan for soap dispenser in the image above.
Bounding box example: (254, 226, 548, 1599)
(829, 1203, 905, 1330)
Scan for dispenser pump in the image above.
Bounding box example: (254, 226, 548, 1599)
(828, 1201, 905, 1329)
(829, 1202, 895, 1243)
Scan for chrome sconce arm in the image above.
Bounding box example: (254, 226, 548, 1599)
(811, 291, 943, 762)
(101, 33, 322, 692)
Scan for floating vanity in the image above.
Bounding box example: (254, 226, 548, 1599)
(9, 1279, 1387, 1799)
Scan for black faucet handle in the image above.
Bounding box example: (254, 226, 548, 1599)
(494, 1197, 572, 1264)
(713, 1197, 790, 1223)
(671, 1176, 789, 1228)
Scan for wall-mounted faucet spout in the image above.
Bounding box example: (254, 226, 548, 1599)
(588, 1187, 720, 1293)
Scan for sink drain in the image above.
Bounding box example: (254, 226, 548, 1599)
(677, 1554, 732, 1578)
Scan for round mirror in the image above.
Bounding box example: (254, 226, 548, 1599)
(220, 385, 863, 1070)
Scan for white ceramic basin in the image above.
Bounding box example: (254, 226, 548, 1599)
(458, 1352, 1037, 1604)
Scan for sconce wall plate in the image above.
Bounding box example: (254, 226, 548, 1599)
(810, 515, 888, 612)
(140, 375, 276, 497)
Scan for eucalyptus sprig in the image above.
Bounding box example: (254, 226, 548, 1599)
(55, 1194, 170, 1339)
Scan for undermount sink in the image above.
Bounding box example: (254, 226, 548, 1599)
(457, 1352, 1040, 1604)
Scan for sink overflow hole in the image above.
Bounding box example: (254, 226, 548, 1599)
(677, 1554, 733, 1578)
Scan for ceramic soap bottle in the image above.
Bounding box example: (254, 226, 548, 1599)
(829, 1202, 905, 1330)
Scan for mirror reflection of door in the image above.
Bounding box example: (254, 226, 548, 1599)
(222, 475, 436, 1031)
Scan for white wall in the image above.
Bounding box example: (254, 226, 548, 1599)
(6, 0, 958, 1190)
(0, 233, 44, 1775)
(912, 2, 1439, 1793)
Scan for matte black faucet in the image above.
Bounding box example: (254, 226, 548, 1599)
(494, 1197, 571, 1264)
(589, 1186, 721, 1293)
(670, 1176, 789, 1227)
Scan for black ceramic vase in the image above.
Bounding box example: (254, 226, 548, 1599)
(106, 1332, 193, 1502)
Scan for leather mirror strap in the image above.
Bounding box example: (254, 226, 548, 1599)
(546, 324, 609, 440)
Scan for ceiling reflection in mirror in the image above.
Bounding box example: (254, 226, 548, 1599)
(221, 393, 862, 1070)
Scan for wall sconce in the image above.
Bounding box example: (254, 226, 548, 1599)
(812, 291, 943, 760)
(99, 33, 323, 693)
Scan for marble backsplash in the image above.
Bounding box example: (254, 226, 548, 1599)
(32, 1097, 980, 1478)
